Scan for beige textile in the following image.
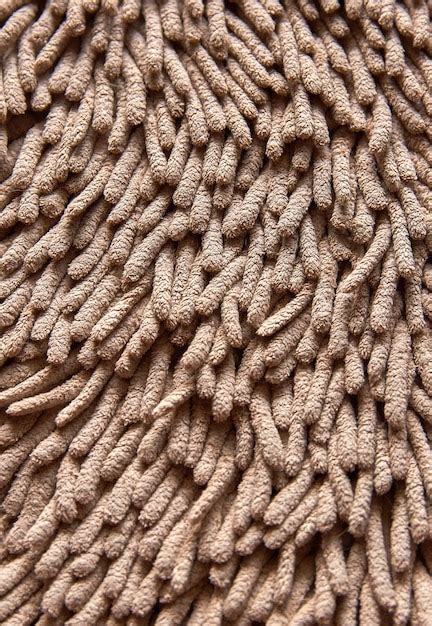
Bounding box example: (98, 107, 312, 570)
(0, 0, 431, 623)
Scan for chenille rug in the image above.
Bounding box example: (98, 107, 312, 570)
(0, 0, 431, 624)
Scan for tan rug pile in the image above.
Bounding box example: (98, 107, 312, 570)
(0, 0, 432, 623)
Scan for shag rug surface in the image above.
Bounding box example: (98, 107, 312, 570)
(0, 0, 432, 624)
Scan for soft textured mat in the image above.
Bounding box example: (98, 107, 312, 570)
(0, 0, 431, 624)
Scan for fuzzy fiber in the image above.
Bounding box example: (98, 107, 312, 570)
(0, 0, 432, 624)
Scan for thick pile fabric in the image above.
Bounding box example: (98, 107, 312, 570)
(0, 0, 431, 624)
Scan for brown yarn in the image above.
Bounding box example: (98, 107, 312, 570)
(0, 0, 431, 623)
